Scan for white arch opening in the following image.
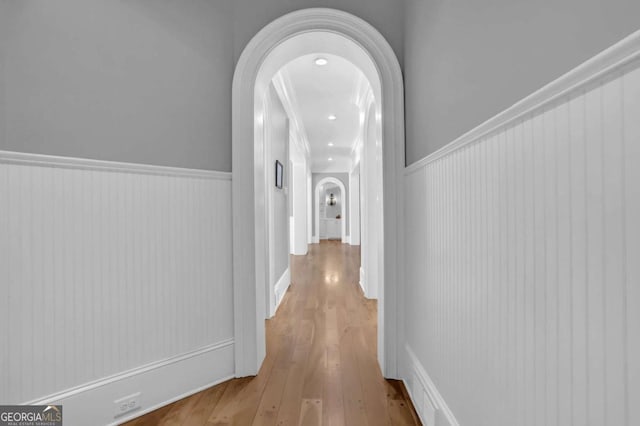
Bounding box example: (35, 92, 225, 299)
(232, 8, 405, 379)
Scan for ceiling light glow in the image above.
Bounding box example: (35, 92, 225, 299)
(328, 142, 334, 146)
(315, 57, 328, 66)
(328, 115, 337, 120)
(328, 157, 333, 161)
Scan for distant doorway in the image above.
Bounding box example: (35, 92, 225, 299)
(314, 177, 347, 243)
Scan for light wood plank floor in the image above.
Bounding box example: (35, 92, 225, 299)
(123, 241, 420, 426)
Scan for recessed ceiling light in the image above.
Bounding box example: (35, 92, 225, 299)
(315, 57, 328, 66)
(328, 142, 334, 147)
(328, 157, 333, 161)
(328, 115, 337, 121)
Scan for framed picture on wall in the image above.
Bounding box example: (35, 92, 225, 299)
(275, 160, 283, 189)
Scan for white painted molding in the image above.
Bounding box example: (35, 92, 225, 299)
(313, 236, 320, 244)
(405, 29, 640, 174)
(0, 150, 231, 180)
(25, 339, 234, 405)
(274, 268, 291, 314)
(359, 267, 366, 295)
(405, 345, 459, 426)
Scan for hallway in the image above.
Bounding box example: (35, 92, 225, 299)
(124, 241, 418, 425)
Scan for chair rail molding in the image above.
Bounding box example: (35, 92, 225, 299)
(0, 150, 231, 180)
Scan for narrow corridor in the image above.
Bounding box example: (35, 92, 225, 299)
(125, 241, 418, 425)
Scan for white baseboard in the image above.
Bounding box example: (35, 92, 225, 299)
(26, 340, 235, 426)
(359, 267, 366, 294)
(403, 345, 459, 426)
(345, 234, 351, 244)
(312, 236, 320, 244)
(274, 268, 291, 313)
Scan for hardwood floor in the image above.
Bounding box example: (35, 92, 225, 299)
(123, 241, 420, 426)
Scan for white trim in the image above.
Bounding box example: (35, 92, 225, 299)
(24, 339, 235, 405)
(108, 373, 235, 426)
(314, 177, 347, 243)
(359, 266, 366, 294)
(21, 339, 234, 425)
(404, 345, 460, 426)
(0, 150, 231, 180)
(405, 29, 640, 175)
(351, 86, 375, 162)
(273, 268, 291, 314)
(232, 7, 404, 378)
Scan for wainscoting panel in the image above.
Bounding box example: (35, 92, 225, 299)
(403, 32, 640, 426)
(0, 152, 234, 414)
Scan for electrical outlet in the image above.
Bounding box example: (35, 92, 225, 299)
(114, 392, 141, 418)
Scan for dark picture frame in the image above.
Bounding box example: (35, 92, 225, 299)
(275, 160, 283, 189)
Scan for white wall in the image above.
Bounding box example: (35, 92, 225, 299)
(360, 101, 383, 299)
(348, 164, 361, 245)
(290, 161, 309, 255)
(265, 84, 290, 317)
(0, 152, 234, 424)
(402, 34, 640, 426)
(307, 170, 313, 245)
(289, 129, 309, 256)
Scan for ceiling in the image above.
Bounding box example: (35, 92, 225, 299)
(275, 53, 371, 172)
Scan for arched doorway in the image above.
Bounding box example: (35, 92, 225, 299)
(314, 177, 347, 243)
(232, 8, 405, 378)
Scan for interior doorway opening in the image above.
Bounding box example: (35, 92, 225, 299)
(232, 8, 405, 379)
(314, 177, 347, 243)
